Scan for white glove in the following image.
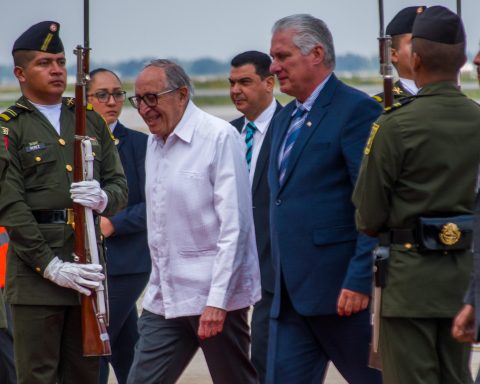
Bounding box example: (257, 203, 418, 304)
(43, 256, 105, 296)
(70, 180, 108, 213)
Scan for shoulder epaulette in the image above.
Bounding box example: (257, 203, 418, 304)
(0, 104, 26, 122)
(383, 96, 416, 114)
(63, 97, 94, 111)
(372, 95, 383, 103)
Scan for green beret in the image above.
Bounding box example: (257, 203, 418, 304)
(412, 6, 465, 44)
(12, 21, 64, 54)
(386, 6, 426, 36)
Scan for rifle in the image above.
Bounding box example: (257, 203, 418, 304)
(73, 0, 111, 357)
(378, 0, 394, 108)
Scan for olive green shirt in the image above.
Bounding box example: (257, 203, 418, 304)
(0, 96, 127, 305)
(353, 82, 480, 317)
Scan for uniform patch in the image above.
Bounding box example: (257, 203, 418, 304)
(25, 142, 46, 152)
(393, 86, 402, 95)
(364, 123, 380, 155)
(1, 127, 8, 136)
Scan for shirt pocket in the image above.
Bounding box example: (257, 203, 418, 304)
(19, 144, 59, 190)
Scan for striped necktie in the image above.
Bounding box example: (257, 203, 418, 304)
(245, 121, 256, 171)
(278, 106, 307, 183)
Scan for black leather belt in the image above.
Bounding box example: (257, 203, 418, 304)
(379, 229, 416, 246)
(32, 209, 75, 225)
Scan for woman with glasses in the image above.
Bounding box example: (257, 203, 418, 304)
(87, 68, 151, 384)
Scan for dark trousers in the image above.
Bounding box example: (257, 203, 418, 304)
(266, 289, 382, 384)
(0, 293, 16, 384)
(99, 272, 149, 384)
(11, 304, 99, 384)
(127, 308, 257, 384)
(251, 289, 273, 384)
(381, 317, 472, 384)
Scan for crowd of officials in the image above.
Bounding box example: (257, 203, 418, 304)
(1, 4, 480, 384)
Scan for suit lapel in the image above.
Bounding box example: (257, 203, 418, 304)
(270, 102, 295, 193)
(113, 122, 127, 150)
(252, 102, 282, 195)
(279, 74, 338, 190)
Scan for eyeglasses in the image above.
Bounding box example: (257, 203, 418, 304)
(128, 88, 177, 109)
(88, 90, 126, 103)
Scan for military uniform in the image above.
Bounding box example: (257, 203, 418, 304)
(353, 79, 480, 383)
(372, 79, 414, 105)
(0, 96, 127, 382)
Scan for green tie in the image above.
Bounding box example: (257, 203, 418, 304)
(245, 122, 256, 171)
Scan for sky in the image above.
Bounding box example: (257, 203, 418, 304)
(1, 0, 479, 67)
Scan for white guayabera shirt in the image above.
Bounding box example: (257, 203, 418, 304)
(143, 101, 261, 319)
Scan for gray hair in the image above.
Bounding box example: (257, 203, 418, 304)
(272, 14, 336, 69)
(145, 59, 194, 98)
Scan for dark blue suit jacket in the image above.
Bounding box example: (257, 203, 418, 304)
(230, 101, 282, 293)
(105, 122, 151, 275)
(268, 74, 382, 317)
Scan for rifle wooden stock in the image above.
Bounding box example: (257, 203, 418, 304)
(378, 36, 394, 108)
(73, 44, 111, 357)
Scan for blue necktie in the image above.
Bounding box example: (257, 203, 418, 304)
(278, 106, 307, 183)
(245, 121, 256, 171)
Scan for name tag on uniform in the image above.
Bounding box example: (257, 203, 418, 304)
(25, 142, 46, 152)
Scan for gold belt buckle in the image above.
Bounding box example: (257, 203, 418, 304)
(66, 208, 75, 228)
(439, 222, 461, 246)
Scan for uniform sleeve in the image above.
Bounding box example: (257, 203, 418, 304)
(352, 114, 405, 235)
(0, 122, 56, 272)
(90, 113, 128, 217)
(206, 126, 257, 309)
(0, 136, 8, 185)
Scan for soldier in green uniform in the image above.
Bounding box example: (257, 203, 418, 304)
(353, 6, 480, 384)
(373, 6, 426, 105)
(0, 21, 127, 383)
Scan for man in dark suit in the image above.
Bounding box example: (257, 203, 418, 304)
(229, 50, 281, 383)
(266, 14, 382, 383)
(87, 68, 151, 384)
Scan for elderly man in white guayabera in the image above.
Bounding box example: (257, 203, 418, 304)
(126, 59, 261, 384)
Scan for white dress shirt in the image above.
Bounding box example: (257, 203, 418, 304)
(143, 101, 261, 319)
(240, 98, 277, 185)
(399, 77, 419, 95)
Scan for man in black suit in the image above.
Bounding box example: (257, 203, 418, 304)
(229, 50, 281, 383)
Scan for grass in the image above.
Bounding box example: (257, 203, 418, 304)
(0, 76, 478, 110)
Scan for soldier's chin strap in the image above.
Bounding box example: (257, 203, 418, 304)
(81, 137, 109, 330)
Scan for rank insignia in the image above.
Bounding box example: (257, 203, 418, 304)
(393, 86, 402, 95)
(364, 122, 380, 155)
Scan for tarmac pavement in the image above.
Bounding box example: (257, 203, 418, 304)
(109, 347, 480, 383)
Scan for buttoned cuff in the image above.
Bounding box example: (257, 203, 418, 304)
(206, 288, 228, 310)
